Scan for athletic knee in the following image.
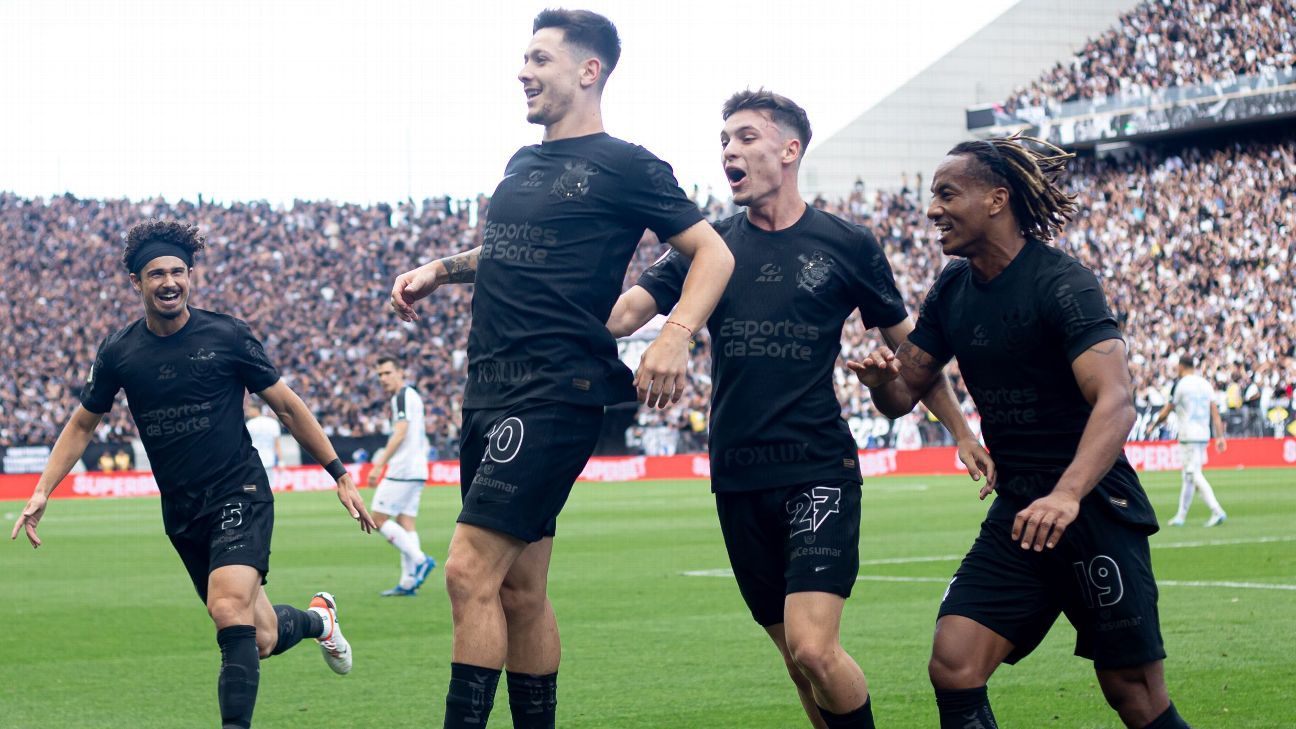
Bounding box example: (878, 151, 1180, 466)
(207, 596, 255, 628)
(787, 635, 837, 684)
(928, 648, 988, 690)
(498, 579, 545, 622)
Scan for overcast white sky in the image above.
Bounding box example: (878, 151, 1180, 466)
(1, 0, 1019, 205)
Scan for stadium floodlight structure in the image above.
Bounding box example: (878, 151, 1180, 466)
(968, 68, 1296, 148)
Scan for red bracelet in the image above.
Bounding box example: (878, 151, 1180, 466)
(664, 320, 693, 336)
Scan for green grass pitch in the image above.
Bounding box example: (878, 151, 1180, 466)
(2, 468, 1294, 727)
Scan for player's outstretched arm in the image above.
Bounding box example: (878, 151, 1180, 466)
(257, 381, 377, 533)
(1013, 338, 1134, 552)
(606, 286, 660, 338)
(10, 406, 103, 548)
(635, 221, 734, 409)
(390, 246, 482, 322)
(1148, 399, 1173, 433)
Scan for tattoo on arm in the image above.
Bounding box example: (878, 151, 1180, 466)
(441, 250, 479, 284)
(895, 340, 943, 397)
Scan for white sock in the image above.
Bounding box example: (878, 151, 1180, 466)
(1193, 472, 1224, 515)
(1176, 471, 1196, 518)
(379, 520, 426, 564)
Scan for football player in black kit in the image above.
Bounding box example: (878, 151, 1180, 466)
(607, 90, 993, 729)
(10, 220, 376, 729)
(853, 136, 1191, 729)
(389, 10, 733, 728)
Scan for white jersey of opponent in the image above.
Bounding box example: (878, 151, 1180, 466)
(1171, 374, 1214, 443)
(385, 385, 429, 480)
(245, 415, 282, 469)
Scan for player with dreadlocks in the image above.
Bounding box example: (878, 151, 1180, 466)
(850, 136, 1192, 728)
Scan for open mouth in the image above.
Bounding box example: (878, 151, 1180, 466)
(524, 87, 541, 99)
(725, 167, 747, 185)
(157, 290, 181, 303)
(933, 222, 953, 238)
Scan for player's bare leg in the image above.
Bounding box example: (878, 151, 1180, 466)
(499, 537, 561, 726)
(443, 523, 527, 726)
(1097, 661, 1181, 728)
(765, 624, 829, 729)
(929, 615, 1013, 728)
(782, 592, 872, 726)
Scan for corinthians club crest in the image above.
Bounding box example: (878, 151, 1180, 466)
(796, 250, 835, 294)
(551, 159, 599, 200)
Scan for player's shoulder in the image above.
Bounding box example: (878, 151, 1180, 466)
(712, 211, 744, 238)
(1034, 240, 1095, 279)
(805, 206, 874, 240)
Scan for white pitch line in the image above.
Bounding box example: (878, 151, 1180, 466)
(1152, 535, 1296, 549)
(682, 570, 1296, 591)
(1158, 580, 1296, 591)
(860, 554, 963, 566)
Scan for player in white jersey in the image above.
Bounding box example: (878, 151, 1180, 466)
(369, 355, 436, 595)
(1150, 357, 1227, 527)
(244, 402, 283, 487)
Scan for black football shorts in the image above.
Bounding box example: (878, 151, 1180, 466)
(458, 400, 604, 543)
(715, 479, 862, 627)
(169, 497, 273, 604)
(937, 495, 1166, 670)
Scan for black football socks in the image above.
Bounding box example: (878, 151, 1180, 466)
(935, 685, 999, 729)
(818, 695, 875, 728)
(216, 625, 260, 729)
(1143, 702, 1191, 729)
(507, 670, 558, 729)
(445, 662, 502, 728)
(269, 604, 324, 656)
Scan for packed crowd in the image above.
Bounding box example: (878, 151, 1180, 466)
(1001, 0, 1296, 116)
(2, 135, 1294, 451)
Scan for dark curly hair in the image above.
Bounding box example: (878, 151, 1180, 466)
(120, 219, 206, 273)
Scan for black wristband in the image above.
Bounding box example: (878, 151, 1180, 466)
(324, 458, 347, 481)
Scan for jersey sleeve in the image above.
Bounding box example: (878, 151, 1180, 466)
(635, 249, 689, 315)
(621, 147, 705, 241)
(849, 226, 909, 329)
(393, 389, 410, 421)
(231, 318, 282, 393)
(906, 268, 955, 366)
(79, 337, 121, 415)
(1043, 261, 1123, 362)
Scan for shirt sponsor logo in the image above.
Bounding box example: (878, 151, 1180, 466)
(473, 359, 534, 385)
(717, 318, 819, 361)
(968, 385, 1040, 426)
(522, 170, 545, 188)
(480, 221, 559, 265)
(969, 325, 990, 347)
(138, 401, 215, 437)
(722, 442, 810, 468)
(796, 250, 835, 294)
(550, 159, 599, 200)
(756, 263, 784, 282)
(158, 363, 177, 380)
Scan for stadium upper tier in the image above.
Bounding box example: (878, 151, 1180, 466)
(999, 0, 1295, 118)
(1, 137, 1293, 446)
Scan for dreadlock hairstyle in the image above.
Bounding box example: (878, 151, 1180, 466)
(947, 135, 1078, 242)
